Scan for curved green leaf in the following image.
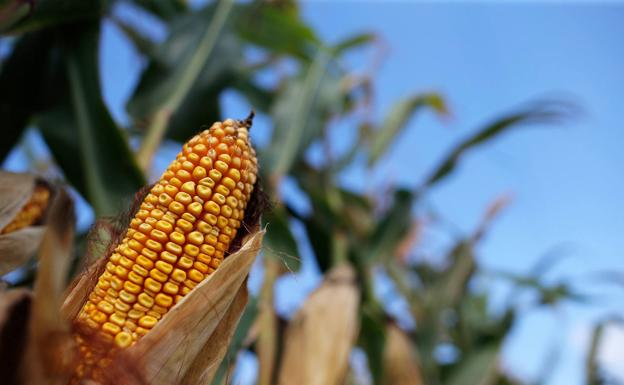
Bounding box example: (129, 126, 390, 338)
(367, 189, 414, 263)
(235, 3, 318, 61)
(262, 50, 333, 178)
(369, 93, 447, 165)
(422, 101, 572, 189)
(332, 32, 376, 55)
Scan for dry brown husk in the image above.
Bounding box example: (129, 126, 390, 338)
(0, 171, 48, 275)
(23, 190, 76, 385)
(0, 184, 264, 385)
(277, 263, 360, 385)
(382, 323, 423, 385)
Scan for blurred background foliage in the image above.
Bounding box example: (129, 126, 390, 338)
(0, 1, 621, 385)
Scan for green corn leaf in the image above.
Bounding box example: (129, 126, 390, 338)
(445, 344, 500, 385)
(359, 305, 387, 385)
(367, 189, 414, 263)
(262, 50, 333, 178)
(0, 31, 58, 160)
(130, 0, 236, 169)
(129, 0, 187, 21)
(421, 101, 572, 189)
(262, 205, 301, 272)
(1, 0, 105, 35)
(369, 93, 447, 166)
(38, 23, 144, 217)
(331, 32, 376, 55)
(235, 3, 319, 61)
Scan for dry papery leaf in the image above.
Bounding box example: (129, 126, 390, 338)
(382, 323, 423, 385)
(0, 227, 46, 275)
(277, 263, 360, 385)
(0, 171, 52, 275)
(24, 190, 75, 385)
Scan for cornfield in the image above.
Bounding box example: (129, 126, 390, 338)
(0, 1, 620, 385)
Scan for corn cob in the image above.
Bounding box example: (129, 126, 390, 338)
(1, 183, 50, 234)
(75, 117, 257, 362)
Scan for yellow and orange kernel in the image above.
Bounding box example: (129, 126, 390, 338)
(1, 183, 50, 234)
(75, 117, 257, 350)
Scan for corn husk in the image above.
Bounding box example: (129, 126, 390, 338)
(180, 283, 248, 385)
(23, 190, 75, 385)
(277, 263, 360, 385)
(382, 323, 423, 385)
(0, 171, 47, 275)
(0, 226, 46, 275)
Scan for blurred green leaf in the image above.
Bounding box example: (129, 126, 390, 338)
(367, 189, 413, 263)
(262, 206, 301, 272)
(586, 322, 604, 385)
(127, 0, 242, 151)
(0, 1, 31, 32)
(232, 76, 275, 114)
(263, 51, 338, 178)
(235, 3, 318, 60)
(126, 4, 239, 124)
(130, 0, 236, 169)
(299, 193, 336, 272)
(434, 242, 476, 309)
(445, 344, 500, 385)
(422, 102, 570, 189)
(112, 16, 157, 58)
(130, 0, 187, 21)
(496, 271, 587, 306)
(359, 306, 387, 385)
(39, 23, 144, 217)
(0, 31, 57, 160)
(332, 32, 376, 55)
(369, 93, 447, 165)
(2, 0, 105, 34)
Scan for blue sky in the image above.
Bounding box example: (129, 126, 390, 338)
(4, 2, 623, 385)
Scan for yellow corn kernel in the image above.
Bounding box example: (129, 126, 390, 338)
(115, 332, 133, 348)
